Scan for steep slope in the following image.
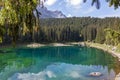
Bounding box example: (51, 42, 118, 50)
(35, 5, 66, 18)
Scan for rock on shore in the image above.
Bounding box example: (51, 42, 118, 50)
(51, 43, 72, 46)
(27, 43, 45, 48)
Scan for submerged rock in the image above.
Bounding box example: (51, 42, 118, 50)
(89, 72, 102, 77)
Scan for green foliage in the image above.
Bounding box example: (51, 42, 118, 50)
(117, 43, 120, 52)
(109, 0, 120, 9)
(104, 28, 120, 46)
(0, 0, 4, 7)
(95, 27, 105, 44)
(0, 25, 5, 43)
(84, 0, 120, 9)
(0, 0, 38, 44)
(23, 17, 119, 44)
(0, 17, 119, 44)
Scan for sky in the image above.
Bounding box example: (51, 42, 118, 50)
(41, 0, 120, 18)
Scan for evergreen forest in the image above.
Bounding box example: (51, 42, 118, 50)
(1, 17, 120, 47)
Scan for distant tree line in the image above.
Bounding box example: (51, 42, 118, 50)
(38, 17, 120, 45)
(1, 17, 120, 46)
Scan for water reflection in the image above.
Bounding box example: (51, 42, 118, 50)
(0, 46, 120, 80)
(9, 63, 115, 80)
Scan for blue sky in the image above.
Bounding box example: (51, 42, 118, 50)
(42, 0, 120, 18)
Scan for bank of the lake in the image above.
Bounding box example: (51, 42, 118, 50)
(85, 42, 120, 60)
(25, 42, 120, 60)
(73, 42, 120, 80)
(67, 42, 120, 59)
(1, 42, 120, 60)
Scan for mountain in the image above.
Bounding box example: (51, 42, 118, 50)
(35, 5, 66, 18)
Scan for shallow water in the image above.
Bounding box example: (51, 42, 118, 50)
(0, 46, 120, 80)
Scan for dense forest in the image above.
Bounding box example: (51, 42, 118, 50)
(1, 17, 120, 46)
(39, 17, 120, 45)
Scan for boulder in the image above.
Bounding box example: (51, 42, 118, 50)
(89, 72, 102, 77)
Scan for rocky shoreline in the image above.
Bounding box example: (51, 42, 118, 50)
(85, 42, 120, 60)
(26, 42, 120, 60)
(26, 43, 72, 48)
(26, 43, 45, 48)
(50, 43, 72, 46)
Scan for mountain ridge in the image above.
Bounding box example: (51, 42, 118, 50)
(35, 5, 66, 18)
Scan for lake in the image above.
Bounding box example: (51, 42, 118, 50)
(0, 46, 120, 80)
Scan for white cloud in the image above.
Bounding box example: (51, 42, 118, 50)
(67, 14, 72, 17)
(44, 0, 57, 6)
(65, 0, 83, 6)
(65, 0, 83, 9)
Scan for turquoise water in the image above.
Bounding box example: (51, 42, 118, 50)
(0, 46, 120, 80)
